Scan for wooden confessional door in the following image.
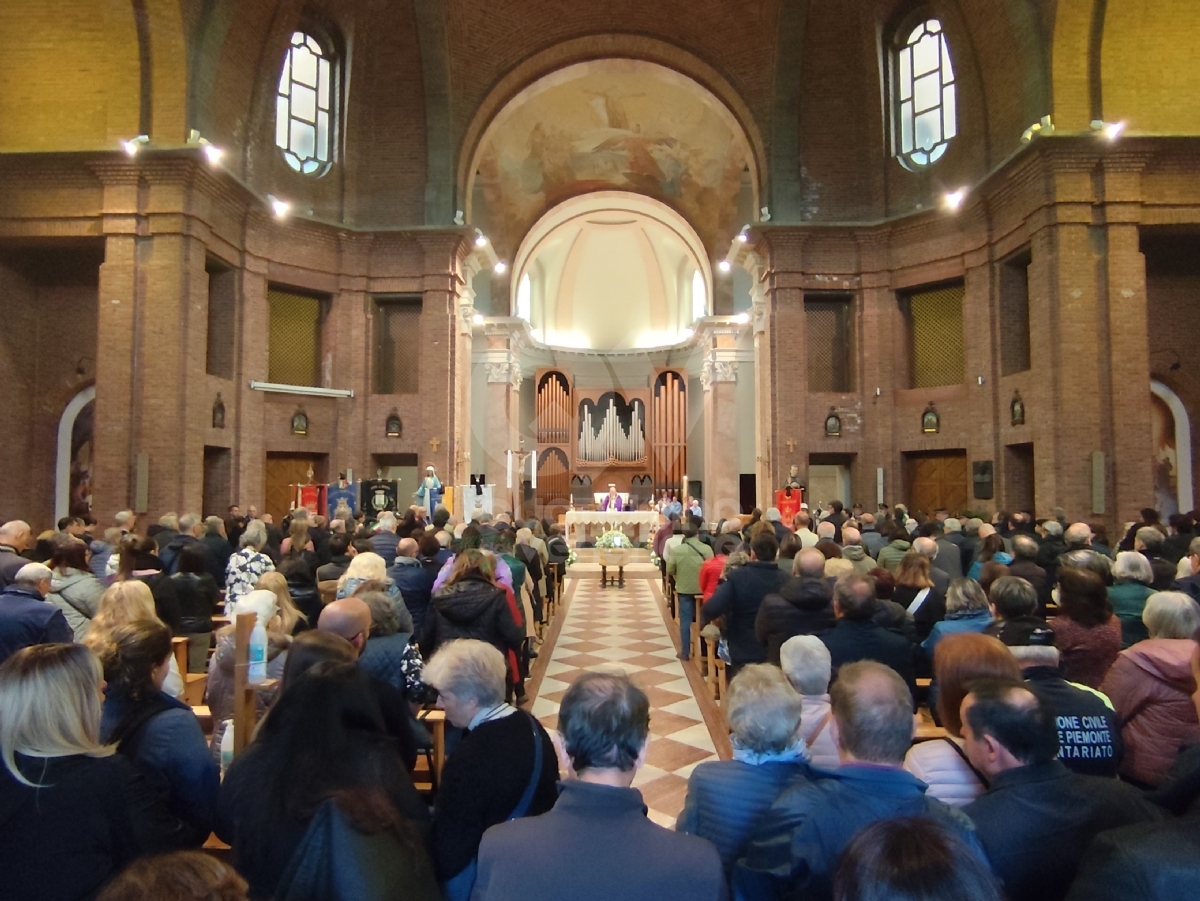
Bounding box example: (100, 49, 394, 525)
(264, 453, 328, 522)
(904, 451, 969, 517)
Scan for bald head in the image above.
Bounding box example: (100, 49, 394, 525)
(841, 527, 861, 547)
(396, 537, 418, 559)
(977, 523, 996, 539)
(0, 520, 32, 551)
(795, 548, 828, 578)
(913, 536, 938, 559)
(317, 598, 372, 655)
(1064, 522, 1092, 548)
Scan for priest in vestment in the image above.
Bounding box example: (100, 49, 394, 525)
(601, 484, 624, 511)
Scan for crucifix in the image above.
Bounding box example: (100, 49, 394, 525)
(429, 437, 440, 452)
(786, 439, 797, 453)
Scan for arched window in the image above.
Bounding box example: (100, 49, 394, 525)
(691, 270, 707, 322)
(275, 31, 335, 175)
(893, 17, 957, 168)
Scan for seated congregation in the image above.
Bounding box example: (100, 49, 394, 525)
(1, 504, 1199, 901)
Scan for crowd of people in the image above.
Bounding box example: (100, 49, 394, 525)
(0, 500, 1197, 900)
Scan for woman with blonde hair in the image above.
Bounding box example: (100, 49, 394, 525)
(254, 571, 308, 635)
(0, 644, 189, 900)
(336, 550, 401, 601)
(86, 581, 185, 698)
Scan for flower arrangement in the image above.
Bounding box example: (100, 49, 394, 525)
(566, 549, 578, 566)
(650, 552, 662, 568)
(595, 529, 633, 549)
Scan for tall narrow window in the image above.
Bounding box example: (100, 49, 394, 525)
(805, 294, 855, 393)
(894, 17, 956, 168)
(276, 31, 334, 175)
(999, 248, 1032, 375)
(691, 270, 707, 322)
(267, 287, 325, 386)
(902, 282, 965, 389)
(373, 296, 422, 394)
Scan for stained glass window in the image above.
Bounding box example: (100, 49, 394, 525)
(894, 18, 956, 168)
(276, 32, 334, 175)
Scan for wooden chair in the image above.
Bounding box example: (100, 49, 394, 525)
(171, 636, 188, 677)
(230, 612, 279, 756)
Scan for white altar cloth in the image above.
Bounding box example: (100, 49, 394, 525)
(565, 510, 661, 545)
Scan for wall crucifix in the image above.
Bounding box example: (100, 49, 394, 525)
(786, 439, 797, 453)
(429, 437, 440, 452)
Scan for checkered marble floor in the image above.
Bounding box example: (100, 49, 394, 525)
(530, 578, 725, 828)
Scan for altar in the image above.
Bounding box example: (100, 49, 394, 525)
(565, 510, 661, 547)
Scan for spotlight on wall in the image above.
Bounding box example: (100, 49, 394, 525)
(267, 195, 291, 218)
(1091, 119, 1126, 141)
(717, 260, 733, 273)
(942, 189, 966, 211)
(736, 229, 749, 243)
(734, 312, 750, 325)
(472, 313, 484, 325)
(493, 261, 507, 275)
(121, 135, 149, 156)
(474, 229, 488, 247)
(203, 144, 224, 165)
(1020, 115, 1055, 144)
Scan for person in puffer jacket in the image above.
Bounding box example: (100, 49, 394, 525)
(358, 589, 428, 702)
(754, 549, 835, 665)
(419, 549, 524, 696)
(1100, 590, 1200, 786)
(46, 537, 106, 641)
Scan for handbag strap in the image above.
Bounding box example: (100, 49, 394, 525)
(941, 736, 989, 787)
(507, 712, 545, 821)
(906, 587, 932, 615)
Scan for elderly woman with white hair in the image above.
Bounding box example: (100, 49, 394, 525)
(1101, 591, 1200, 786)
(423, 639, 558, 901)
(1109, 551, 1156, 648)
(224, 520, 275, 607)
(206, 590, 291, 764)
(336, 550, 403, 601)
(779, 635, 841, 770)
(677, 664, 809, 876)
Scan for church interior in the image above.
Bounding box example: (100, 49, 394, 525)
(2, 3, 1200, 900)
(2, 0, 1197, 530)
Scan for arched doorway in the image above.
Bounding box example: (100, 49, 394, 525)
(56, 385, 95, 523)
(1150, 380, 1194, 516)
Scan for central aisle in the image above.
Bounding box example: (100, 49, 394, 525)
(527, 577, 728, 827)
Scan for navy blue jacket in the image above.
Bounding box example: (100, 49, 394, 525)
(819, 619, 916, 704)
(733, 764, 980, 901)
(677, 759, 809, 878)
(702, 562, 790, 667)
(390, 556, 435, 632)
(1065, 815, 1200, 901)
(964, 761, 1163, 901)
(0, 585, 72, 664)
(101, 689, 220, 842)
(1023, 666, 1122, 777)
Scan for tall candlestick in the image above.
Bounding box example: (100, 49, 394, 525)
(506, 450, 513, 489)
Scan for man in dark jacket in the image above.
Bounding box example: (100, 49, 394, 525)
(733, 662, 980, 901)
(1133, 527, 1176, 591)
(701, 533, 788, 675)
(754, 549, 834, 665)
(1036, 520, 1068, 584)
(819, 501, 848, 545)
(819, 573, 916, 702)
(316, 532, 355, 583)
(159, 513, 206, 575)
(0, 563, 72, 663)
(961, 681, 1162, 901)
(472, 671, 727, 901)
(1004, 643, 1122, 777)
(1008, 534, 1051, 613)
(389, 537, 435, 634)
(0, 520, 33, 589)
(1170, 535, 1200, 602)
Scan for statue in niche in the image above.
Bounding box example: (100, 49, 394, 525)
(292, 407, 308, 436)
(212, 394, 225, 429)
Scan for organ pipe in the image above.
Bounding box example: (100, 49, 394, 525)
(577, 398, 646, 464)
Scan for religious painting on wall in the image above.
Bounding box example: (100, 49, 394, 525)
(69, 399, 94, 517)
(1150, 391, 1179, 517)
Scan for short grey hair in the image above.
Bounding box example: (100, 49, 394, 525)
(115, 510, 134, 526)
(944, 518, 962, 533)
(377, 513, 397, 531)
(358, 591, 400, 637)
(913, 537, 938, 559)
(816, 521, 836, 540)
(946, 578, 989, 614)
(204, 516, 224, 535)
(725, 665, 804, 754)
(1189, 536, 1200, 557)
(14, 563, 52, 586)
(1112, 551, 1153, 585)
(1064, 523, 1092, 547)
(159, 512, 179, 531)
(422, 639, 506, 707)
(1042, 521, 1063, 538)
(1009, 645, 1061, 668)
(240, 519, 268, 550)
(1135, 527, 1164, 551)
(830, 661, 914, 765)
(178, 513, 200, 533)
(841, 526, 861, 546)
(1143, 591, 1200, 640)
(1012, 535, 1039, 560)
(779, 635, 832, 695)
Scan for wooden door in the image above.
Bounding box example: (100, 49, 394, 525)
(904, 451, 969, 517)
(264, 453, 327, 522)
